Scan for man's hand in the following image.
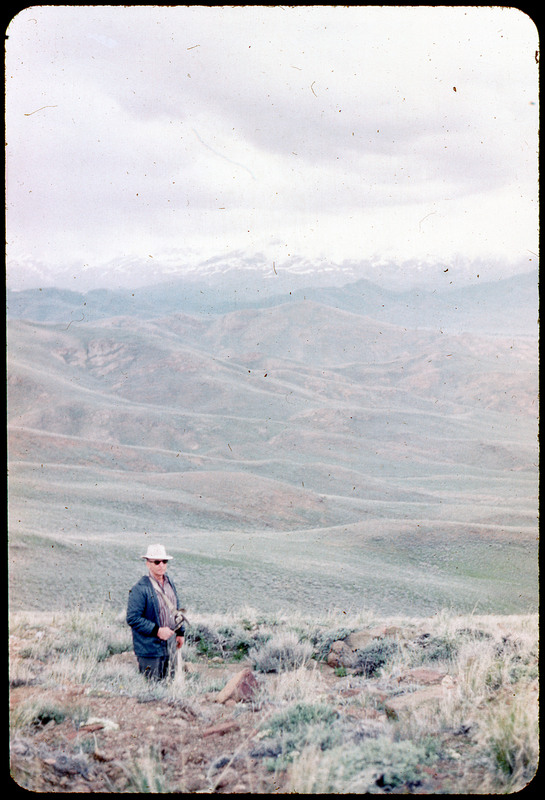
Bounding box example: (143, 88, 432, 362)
(176, 635, 184, 650)
(157, 626, 175, 640)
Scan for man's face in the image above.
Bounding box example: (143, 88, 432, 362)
(147, 558, 169, 582)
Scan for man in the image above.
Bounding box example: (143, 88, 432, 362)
(126, 544, 185, 680)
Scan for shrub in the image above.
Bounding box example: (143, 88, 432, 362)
(118, 745, 170, 793)
(258, 701, 341, 767)
(216, 625, 262, 660)
(307, 626, 355, 662)
(266, 701, 338, 736)
(358, 736, 429, 790)
(185, 622, 267, 661)
(10, 697, 89, 731)
(402, 631, 466, 669)
(185, 623, 224, 658)
(249, 632, 313, 673)
(352, 638, 399, 677)
(477, 682, 539, 792)
(287, 735, 431, 793)
(455, 627, 493, 642)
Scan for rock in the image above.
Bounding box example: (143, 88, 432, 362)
(344, 631, 375, 650)
(384, 686, 446, 719)
(213, 767, 238, 788)
(397, 667, 447, 686)
(338, 687, 362, 698)
(92, 750, 115, 763)
(326, 640, 356, 668)
(453, 722, 474, 736)
(185, 777, 204, 792)
(382, 625, 403, 638)
(202, 720, 240, 737)
(78, 723, 105, 734)
(215, 667, 258, 704)
(84, 717, 119, 731)
(345, 627, 400, 650)
(42, 753, 90, 778)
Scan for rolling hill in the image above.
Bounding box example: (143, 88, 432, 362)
(7, 271, 539, 616)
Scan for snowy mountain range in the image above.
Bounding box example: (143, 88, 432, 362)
(7, 258, 539, 337)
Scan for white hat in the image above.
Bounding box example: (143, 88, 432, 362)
(141, 544, 173, 561)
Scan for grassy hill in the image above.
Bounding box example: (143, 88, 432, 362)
(7, 282, 538, 618)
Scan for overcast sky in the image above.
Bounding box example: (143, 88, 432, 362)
(5, 5, 539, 290)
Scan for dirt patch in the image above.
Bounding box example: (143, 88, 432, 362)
(10, 672, 282, 793)
(9, 660, 484, 795)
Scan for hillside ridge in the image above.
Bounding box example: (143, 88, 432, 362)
(6, 269, 539, 335)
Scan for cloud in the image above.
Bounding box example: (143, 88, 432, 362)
(5, 5, 539, 287)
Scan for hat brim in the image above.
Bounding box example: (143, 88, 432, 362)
(141, 554, 173, 560)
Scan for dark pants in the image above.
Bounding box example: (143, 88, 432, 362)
(137, 653, 174, 681)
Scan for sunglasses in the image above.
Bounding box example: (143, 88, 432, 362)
(149, 559, 168, 565)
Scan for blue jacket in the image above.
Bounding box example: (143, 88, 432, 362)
(126, 574, 184, 658)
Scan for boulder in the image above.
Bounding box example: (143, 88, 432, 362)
(326, 640, 357, 668)
(215, 667, 258, 704)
